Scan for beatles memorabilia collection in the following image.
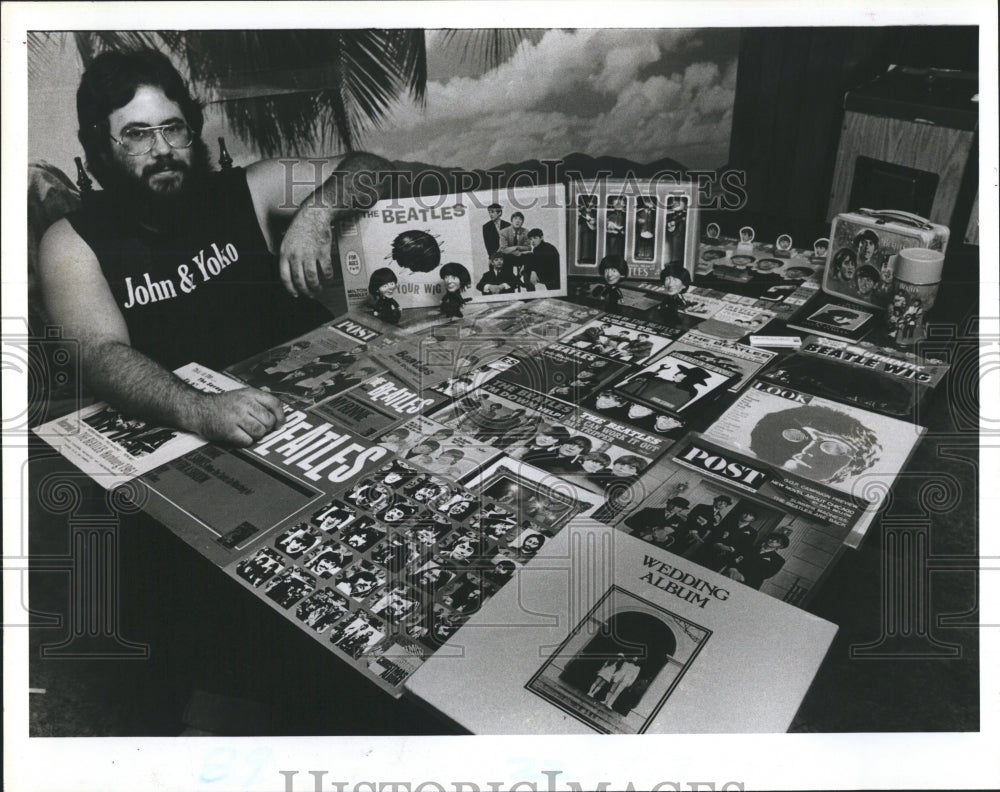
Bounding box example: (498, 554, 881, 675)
(35, 199, 953, 733)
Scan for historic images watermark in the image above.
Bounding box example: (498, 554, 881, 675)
(277, 769, 745, 792)
(278, 159, 749, 214)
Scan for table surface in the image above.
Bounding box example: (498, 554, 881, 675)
(27, 239, 981, 736)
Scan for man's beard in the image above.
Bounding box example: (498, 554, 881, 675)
(105, 136, 211, 229)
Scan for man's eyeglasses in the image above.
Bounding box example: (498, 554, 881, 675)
(108, 122, 194, 157)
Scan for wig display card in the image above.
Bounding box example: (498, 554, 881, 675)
(339, 185, 568, 311)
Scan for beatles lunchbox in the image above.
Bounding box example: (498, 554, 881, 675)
(822, 209, 950, 310)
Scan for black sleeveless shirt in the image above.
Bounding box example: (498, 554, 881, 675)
(66, 167, 331, 371)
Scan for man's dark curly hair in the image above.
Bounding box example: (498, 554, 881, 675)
(77, 49, 205, 187)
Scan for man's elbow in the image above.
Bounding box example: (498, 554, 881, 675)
(340, 151, 393, 177)
(338, 151, 395, 205)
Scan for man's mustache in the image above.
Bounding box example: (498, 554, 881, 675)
(143, 158, 188, 178)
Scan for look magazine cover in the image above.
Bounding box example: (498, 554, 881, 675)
(701, 380, 926, 541)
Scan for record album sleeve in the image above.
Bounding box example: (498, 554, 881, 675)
(613, 349, 738, 416)
(786, 292, 877, 342)
(405, 519, 837, 734)
(31, 363, 246, 490)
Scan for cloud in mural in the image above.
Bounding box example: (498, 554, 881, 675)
(367, 29, 737, 171)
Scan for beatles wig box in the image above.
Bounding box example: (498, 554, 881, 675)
(822, 208, 949, 310)
(567, 178, 700, 282)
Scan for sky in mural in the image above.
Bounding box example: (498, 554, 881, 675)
(28, 28, 739, 179)
(365, 28, 739, 169)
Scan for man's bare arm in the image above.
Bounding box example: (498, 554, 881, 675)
(246, 151, 393, 298)
(37, 219, 285, 446)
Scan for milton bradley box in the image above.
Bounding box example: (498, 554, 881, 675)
(822, 209, 949, 310)
(567, 177, 700, 282)
(338, 185, 568, 313)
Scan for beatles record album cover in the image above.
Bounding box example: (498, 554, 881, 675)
(405, 519, 837, 734)
(613, 349, 738, 416)
(786, 292, 877, 343)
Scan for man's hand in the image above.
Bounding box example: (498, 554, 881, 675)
(189, 388, 286, 446)
(279, 207, 335, 297)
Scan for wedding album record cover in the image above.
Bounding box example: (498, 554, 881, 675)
(701, 380, 926, 545)
(786, 292, 876, 343)
(339, 185, 568, 311)
(758, 335, 951, 419)
(405, 519, 837, 733)
(32, 363, 245, 490)
(613, 349, 738, 416)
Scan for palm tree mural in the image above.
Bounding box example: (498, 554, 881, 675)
(29, 29, 531, 157)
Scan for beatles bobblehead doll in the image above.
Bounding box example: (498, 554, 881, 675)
(595, 254, 630, 311)
(439, 262, 472, 318)
(368, 267, 401, 324)
(658, 262, 692, 325)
